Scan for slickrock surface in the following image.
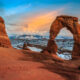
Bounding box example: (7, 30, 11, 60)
(0, 48, 80, 80)
(0, 48, 65, 80)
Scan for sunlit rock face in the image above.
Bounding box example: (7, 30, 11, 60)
(0, 17, 12, 48)
(47, 15, 80, 57)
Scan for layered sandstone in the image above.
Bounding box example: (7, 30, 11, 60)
(46, 15, 80, 57)
(0, 17, 12, 48)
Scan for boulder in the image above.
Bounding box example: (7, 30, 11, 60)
(23, 42, 30, 50)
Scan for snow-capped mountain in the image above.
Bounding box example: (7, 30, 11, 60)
(55, 36, 73, 39)
(9, 34, 49, 40)
(9, 34, 73, 40)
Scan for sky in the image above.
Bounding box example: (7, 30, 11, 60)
(0, 0, 80, 36)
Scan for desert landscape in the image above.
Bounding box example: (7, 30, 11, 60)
(0, 15, 80, 80)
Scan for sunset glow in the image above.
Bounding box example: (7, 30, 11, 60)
(0, 0, 80, 36)
(22, 10, 61, 35)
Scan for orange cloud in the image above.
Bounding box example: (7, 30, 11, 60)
(22, 9, 62, 35)
(7, 9, 63, 35)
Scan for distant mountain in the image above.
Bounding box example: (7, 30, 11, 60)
(55, 36, 73, 39)
(9, 35, 17, 39)
(9, 34, 49, 40)
(9, 34, 73, 40)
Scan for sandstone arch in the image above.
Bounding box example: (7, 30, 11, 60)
(47, 15, 80, 57)
(0, 17, 12, 48)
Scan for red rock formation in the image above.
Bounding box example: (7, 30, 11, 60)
(0, 17, 12, 48)
(47, 15, 80, 57)
(23, 42, 30, 50)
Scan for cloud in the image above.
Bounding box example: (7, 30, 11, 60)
(22, 9, 63, 35)
(57, 27, 73, 37)
(5, 3, 31, 16)
(7, 8, 64, 35)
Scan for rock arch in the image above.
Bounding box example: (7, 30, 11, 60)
(47, 15, 80, 57)
(0, 17, 12, 48)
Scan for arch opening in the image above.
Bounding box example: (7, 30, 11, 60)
(55, 27, 74, 60)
